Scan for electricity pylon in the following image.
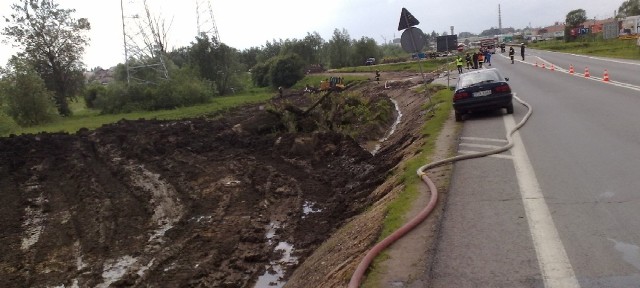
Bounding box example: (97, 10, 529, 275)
(196, 0, 221, 44)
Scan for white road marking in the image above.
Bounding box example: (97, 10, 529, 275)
(458, 150, 513, 160)
(459, 143, 504, 149)
(504, 115, 580, 288)
(460, 137, 508, 143)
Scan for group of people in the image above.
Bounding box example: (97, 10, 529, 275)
(456, 48, 492, 73)
(455, 43, 526, 73)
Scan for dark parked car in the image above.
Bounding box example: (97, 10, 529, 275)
(453, 68, 513, 121)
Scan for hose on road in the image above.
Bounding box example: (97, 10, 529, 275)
(348, 94, 533, 288)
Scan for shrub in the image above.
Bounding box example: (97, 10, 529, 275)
(251, 62, 271, 87)
(84, 83, 106, 108)
(269, 54, 305, 88)
(0, 60, 57, 126)
(93, 67, 214, 114)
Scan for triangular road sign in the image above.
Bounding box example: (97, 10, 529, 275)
(398, 8, 420, 31)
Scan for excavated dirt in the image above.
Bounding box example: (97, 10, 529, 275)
(0, 72, 443, 288)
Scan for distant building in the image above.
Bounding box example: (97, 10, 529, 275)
(84, 67, 116, 85)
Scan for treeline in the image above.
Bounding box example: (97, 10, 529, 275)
(0, 0, 407, 133)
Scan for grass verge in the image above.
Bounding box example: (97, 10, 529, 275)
(362, 84, 453, 287)
(331, 58, 451, 73)
(2, 92, 272, 137)
(529, 38, 640, 60)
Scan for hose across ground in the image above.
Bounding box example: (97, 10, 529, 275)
(348, 94, 533, 288)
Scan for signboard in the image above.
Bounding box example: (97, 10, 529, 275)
(603, 22, 619, 39)
(400, 27, 426, 53)
(436, 35, 458, 52)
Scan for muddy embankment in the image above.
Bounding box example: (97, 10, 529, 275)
(0, 74, 438, 287)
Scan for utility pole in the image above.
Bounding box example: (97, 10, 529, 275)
(498, 4, 503, 33)
(120, 0, 169, 84)
(196, 0, 221, 44)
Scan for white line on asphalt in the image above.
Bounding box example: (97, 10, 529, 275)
(460, 137, 508, 143)
(459, 143, 504, 149)
(504, 115, 580, 288)
(457, 150, 513, 160)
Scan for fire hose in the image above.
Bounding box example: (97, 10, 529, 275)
(348, 94, 533, 287)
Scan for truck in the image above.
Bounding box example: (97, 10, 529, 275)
(479, 37, 498, 54)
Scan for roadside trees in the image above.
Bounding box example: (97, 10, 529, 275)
(2, 0, 91, 116)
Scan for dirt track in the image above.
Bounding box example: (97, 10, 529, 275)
(0, 72, 439, 287)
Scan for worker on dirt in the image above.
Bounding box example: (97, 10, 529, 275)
(278, 86, 283, 98)
(509, 46, 515, 64)
(520, 43, 526, 61)
(455, 55, 464, 74)
(375, 69, 381, 83)
(465, 52, 472, 70)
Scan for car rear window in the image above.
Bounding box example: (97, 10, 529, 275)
(458, 70, 503, 88)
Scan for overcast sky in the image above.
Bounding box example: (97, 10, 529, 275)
(0, 0, 623, 69)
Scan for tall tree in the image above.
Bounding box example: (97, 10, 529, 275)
(327, 28, 352, 69)
(566, 9, 587, 28)
(618, 0, 640, 17)
(2, 0, 91, 116)
(351, 37, 381, 66)
(565, 9, 587, 41)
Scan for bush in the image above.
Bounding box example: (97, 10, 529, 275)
(0, 61, 57, 126)
(94, 67, 214, 114)
(269, 54, 305, 88)
(251, 62, 271, 87)
(84, 83, 106, 108)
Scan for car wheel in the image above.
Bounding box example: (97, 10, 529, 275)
(506, 102, 514, 114)
(455, 111, 464, 122)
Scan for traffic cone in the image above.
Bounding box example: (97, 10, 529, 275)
(569, 65, 574, 74)
(535, 61, 538, 67)
(584, 67, 590, 78)
(551, 64, 555, 71)
(603, 69, 610, 82)
(542, 63, 546, 69)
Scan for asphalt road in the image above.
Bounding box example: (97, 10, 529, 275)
(425, 50, 640, 288)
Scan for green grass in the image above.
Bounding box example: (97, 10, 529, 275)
(2, 92, 273, 136)
(331, 58, 451, 73)
(529, 38, 640, 60)
(362, 85, 453, 287)
(292, 74, 370, 89)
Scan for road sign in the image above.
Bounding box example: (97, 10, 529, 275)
(401, 27, 426, 53)
(398, 8, 420, 31)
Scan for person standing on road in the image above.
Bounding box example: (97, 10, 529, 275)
(477, 50, 485, 68)
(472, 52, 479, 69)
(520, 43, 526, 61)
(484, 49, 492, 66)
(465, 52, 472, 70)
(509, 46, 515, 64)
(456, 55, 464, 74)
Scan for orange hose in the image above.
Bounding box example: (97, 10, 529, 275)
(348, 173, 438, 288)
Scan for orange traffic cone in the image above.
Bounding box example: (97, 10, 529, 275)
(535, 61, 538, 67)
(551, 64, 555, 71)
(603, 69, 610, 82)
(542, 63, 546, 69)
(569, 65, 574, 74)
(584, 67, 590, 78)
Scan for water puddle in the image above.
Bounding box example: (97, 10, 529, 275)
(97, 255, 137, 288)
(610, 238, 640, 270)
(21, 192, 46, 250)
(254, 222, 298, 287)
(371, 99, 402, 155)
(302, 201, 322, 218)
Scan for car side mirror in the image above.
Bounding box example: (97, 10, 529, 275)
(505, 77, 509, 81)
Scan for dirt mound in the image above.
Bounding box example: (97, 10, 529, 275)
(0, 78, 429, 287)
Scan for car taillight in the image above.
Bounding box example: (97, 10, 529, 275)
(493, 84, 511, 93)
(454, 91, 470, 101)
